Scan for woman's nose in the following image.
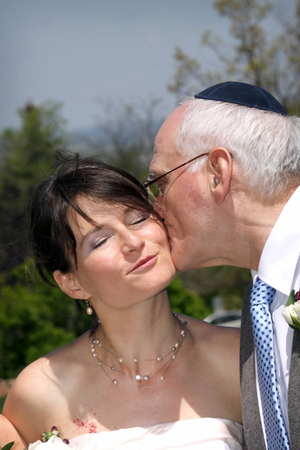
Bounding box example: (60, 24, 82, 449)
(121, 230, 145, 253)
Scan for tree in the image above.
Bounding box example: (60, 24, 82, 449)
(0, 102, 68, 271)
(87, 97, 164, 180)
(178, 266, 252, 311)
(168, 0, 300, 113)
(167, 277, 211, 319)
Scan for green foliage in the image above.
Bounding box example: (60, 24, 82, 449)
(0, 102, 68, 271)
(0, 396, 6, 413)
(179, 266, 251, 309)
(168, 0, 300, 113)
(167, 277, 211, 319)
(0, 261, 92, 378)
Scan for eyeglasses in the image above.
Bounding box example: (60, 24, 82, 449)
(143, 152, 209, 201)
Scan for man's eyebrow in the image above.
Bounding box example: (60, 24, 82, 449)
(145, 172, 157, 182)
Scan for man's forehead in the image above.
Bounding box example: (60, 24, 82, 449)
(153, 103, 188, 156)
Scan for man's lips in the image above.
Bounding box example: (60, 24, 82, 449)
(129, 255, 157, 273)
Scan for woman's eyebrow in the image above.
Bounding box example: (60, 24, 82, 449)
(123, 207, 136, 215)
(80, 223, 105, 248)
(79, 207, 136, 247)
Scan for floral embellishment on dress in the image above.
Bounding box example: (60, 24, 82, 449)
(282, 290, 300, 331)
(28, 426, 79, 450)
(41, 426, 64, 443)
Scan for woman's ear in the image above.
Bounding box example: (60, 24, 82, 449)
(206, 147, 233, 204)
(53, 270, 89, 299)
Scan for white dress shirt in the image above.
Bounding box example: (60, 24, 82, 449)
(251, 186, 300, 446)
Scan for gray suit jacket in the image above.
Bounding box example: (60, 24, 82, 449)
(240, 283, 300, 449)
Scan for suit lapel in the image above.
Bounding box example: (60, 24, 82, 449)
(240, 282, 266, 450)
(288, 329, 300, 449)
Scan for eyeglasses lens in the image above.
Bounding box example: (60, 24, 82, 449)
(146, 183, 160, 201)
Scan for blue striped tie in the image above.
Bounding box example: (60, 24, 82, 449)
(250, 277, 290, 449)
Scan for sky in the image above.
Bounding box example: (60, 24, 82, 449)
(0, 0, 294, 132)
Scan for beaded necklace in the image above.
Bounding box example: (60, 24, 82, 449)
(90, 313, 187, 389)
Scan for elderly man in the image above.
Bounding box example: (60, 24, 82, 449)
(146, 81, 300, 450)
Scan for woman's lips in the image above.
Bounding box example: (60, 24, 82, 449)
(129, 255, 157, 273)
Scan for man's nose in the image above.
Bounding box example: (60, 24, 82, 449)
(154, 201, 164, 219)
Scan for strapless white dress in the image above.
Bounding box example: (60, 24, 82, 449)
(70, 417, 243, 449)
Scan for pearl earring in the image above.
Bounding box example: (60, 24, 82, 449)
(86, 300, 93, 315)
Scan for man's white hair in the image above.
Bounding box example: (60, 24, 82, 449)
(176, 98, 300, 199)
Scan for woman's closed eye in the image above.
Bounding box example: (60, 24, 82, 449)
(93, 237, 109, 250)
(132, 216, 148, 225)
(129, 212, 150, 227)
(88, 212, 151, 251)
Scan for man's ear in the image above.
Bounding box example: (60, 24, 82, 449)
(206, 147, 233, 204)
(53, 270, 90, 299)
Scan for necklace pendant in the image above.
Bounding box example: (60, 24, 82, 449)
(157, 356, 163, 361)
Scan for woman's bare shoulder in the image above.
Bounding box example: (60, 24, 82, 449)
(184, 314, 240, 346)
(5, 335, 83, 402)
(3, 356, 56, 444)
(185, 315, 242, 422)
(185, 316, 241, 388)
(3, 334, 89, 444)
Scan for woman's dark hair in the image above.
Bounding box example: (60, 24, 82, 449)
(29, 152, 157, 285)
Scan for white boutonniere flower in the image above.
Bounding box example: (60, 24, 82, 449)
(282, 290, 300, 331)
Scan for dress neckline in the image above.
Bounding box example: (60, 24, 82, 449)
(70, 417, 242, 441)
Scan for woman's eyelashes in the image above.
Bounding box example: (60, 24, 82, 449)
(89, 212, 150, 251)
(131, 215, 148, 225)
(127, 210, 150, 226)
(93, 237, 109, 250)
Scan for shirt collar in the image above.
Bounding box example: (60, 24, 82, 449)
(257, 186, 300, 295)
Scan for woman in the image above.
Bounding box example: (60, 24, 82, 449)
(3, 154, 242, 449)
